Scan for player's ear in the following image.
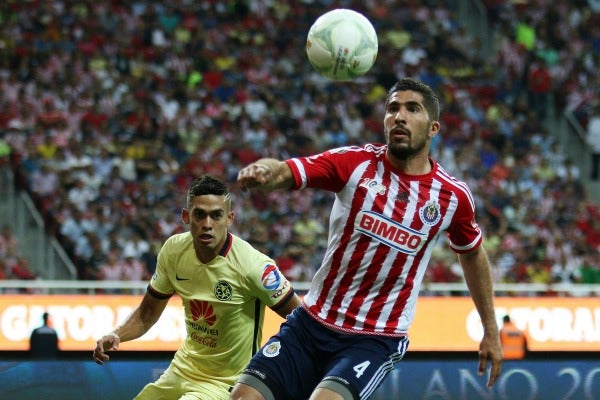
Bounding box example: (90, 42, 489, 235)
(428, 120, 440, 138)
(181, 208, 190, 224)
(227, 211, 235, 227)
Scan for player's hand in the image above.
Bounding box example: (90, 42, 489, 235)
(237, 163, 273, 191)
(93, 332, 120, 365)
(477, 332, 503, 387)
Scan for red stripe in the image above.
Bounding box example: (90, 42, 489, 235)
(383, 176, 453, 333)
(384, 178, 433, 332)
(320, 164, 375, 322)
(367, 176, 416, 333)
(343, 161, 393, 329)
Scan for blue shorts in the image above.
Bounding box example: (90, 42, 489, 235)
(237, 306, 409, 400)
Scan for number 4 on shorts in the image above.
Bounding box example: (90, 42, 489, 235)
(353, 361, 371, 378)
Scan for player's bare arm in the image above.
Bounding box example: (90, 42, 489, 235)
(237, 158, 293, 191)
(457, 246, 503, 387)
(273, 293, 302, 319)
(93, 292, 168, 365)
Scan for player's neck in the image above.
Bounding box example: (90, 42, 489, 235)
(387, 151, 432, 175)
(196, 249, 218, 264)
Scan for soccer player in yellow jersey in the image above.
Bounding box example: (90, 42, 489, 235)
(93, 175, 301, 400)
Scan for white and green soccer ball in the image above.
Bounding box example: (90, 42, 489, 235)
(306, 8, 378, 81)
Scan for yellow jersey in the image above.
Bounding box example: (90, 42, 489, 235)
(148, 232, 294, 386)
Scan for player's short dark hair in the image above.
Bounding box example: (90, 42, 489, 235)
(188, 175, 231, 208)
(387, 78, 440, 121)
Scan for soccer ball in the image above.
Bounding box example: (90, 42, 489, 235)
(306, 9, 378, 81)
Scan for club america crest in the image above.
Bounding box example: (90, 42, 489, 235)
(419, 201, 441, 226)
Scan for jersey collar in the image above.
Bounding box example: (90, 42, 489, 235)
(219, 232, 233, 257)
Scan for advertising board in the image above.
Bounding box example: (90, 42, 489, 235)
(1, 295, 598, 352)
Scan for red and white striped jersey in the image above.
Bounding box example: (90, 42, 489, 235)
(286, 144, 482, 337)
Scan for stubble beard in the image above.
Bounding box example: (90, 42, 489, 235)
(387, 135, 428, 161)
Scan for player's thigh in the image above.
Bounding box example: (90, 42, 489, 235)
(135, 365, 230, 400)
(316, 335, 409, 400)
(236, 334, 321, 400)
(229, 382, 265, 400)
(134, 366, 180, 400)
(235, 308, 323, 400)
(181, 379, 232, 400)
(309, 387, 345, 400)
(179, 391, 224, 400)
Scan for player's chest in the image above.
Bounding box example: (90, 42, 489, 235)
(346, 176, 453, 223)
(173, 259, 246, 305)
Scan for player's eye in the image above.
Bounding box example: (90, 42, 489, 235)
(210, 211, 223, 220)
(406, 102, 421, 113)
(192, 210, 205, 219)
(386, 104, 399, 114)
(192, 210, 224, 221)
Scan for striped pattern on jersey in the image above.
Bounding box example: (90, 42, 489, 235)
(286, 144, 481, 337)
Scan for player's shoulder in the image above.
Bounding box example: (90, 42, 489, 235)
(227, 234, 274, 270)
(228, 234, 268, 259)
(434, 161, 475, 201)
(327, 143, 386, 157)
(161, 232, 193, 253)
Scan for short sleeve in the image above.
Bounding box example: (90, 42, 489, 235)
(445, 191, 483, 253)
(148, 242, 175, 298)
(247, 261, 295, 311)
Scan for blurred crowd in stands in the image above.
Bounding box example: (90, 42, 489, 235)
(0, 0, 599, 293)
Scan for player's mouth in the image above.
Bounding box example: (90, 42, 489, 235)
(391, 126, 409, 135)
(390, 127, 410, 140)
(198, 234, 214, 244)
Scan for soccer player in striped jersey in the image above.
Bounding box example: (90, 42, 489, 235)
(232, 78, 503, 400)
(93, 175, 301, 399)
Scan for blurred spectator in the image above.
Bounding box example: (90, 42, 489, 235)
(0, 225, 19, 259)
(579, 254, 600, 284)
(98, 250, 127, 293)
(275, 247, 302, 282)
(140, 242, 159, 278)
(556, 158, 580, 181)
(0, 0, 598, 295)
(10, 257, 37, 280)
(515, 16, 536, 51)
(122, 231, 151, 260)
(92, 147, 116, 181)
(0, 259, 7, 281)
(426, 256, 461, 285)
(36, 135, 58, 161)
(63, 144, 93, 171)
(290, 252, 316, 283)
(0, 133, 11, 165)
(527, 59, 552, 119)
(82, 233, 109, 280)
(526, 262, 552, 285)
(122, 253, 149, 285)
(292, 213, 326, 248)
(75, 164, 104, 194)
(156, 211, 183, 238)
(587, 110, 600, 179)
(29, 163, 59, 201)
(29, 312, 60, 359)
(551, 252, 582, 284)
(67, 179, 97, 212)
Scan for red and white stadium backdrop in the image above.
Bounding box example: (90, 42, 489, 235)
(0, 295, 599, 352)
